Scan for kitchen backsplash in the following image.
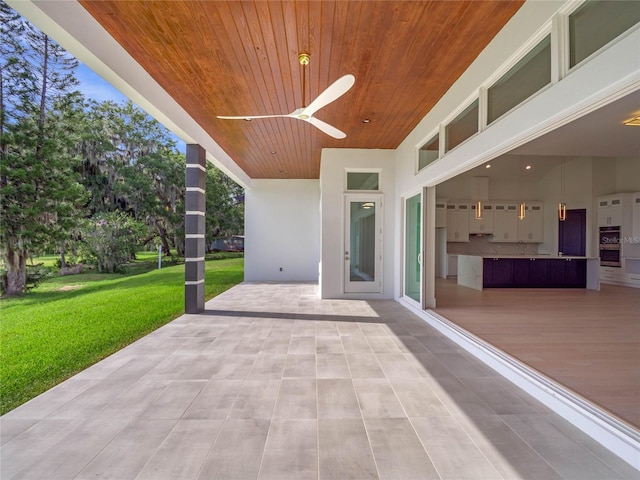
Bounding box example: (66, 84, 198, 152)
(447, 235, 539, 256)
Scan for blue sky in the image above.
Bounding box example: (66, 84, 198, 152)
(75, 63, 129, 104)
(76, 63, 186, 152)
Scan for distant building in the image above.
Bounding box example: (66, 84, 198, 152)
(210, 235, 244, 252)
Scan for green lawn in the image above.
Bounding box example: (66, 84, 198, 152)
(0, 257, 243, 415)
(28, 254, 60, 268)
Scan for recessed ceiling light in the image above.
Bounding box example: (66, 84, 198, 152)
(623, 115, 640, 126)
(270, 151, 277, 155)
(525, 165, 532, 170)
(362, 119, 371, 124)
(485, 164, 491, 169)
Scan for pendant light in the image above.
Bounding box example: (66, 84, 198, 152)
(558, 157, 566, 221)
(470, 177, 488, 220)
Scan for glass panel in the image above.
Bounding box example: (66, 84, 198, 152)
(570, 0, 640, 68)
(445, 100, 479, 152)
(347, 172, 379, 190)
(404, 193, 421, 302)
(350, 202, 376, 282)
(418, 134, 439, 171)
(488, 36, 551, 124)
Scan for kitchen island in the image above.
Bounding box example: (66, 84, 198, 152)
(457, 255, 600, 291)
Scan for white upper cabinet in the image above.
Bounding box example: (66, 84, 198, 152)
(469, 203, 494, 234)
(598, 194, 624, 227)
(491, 203, 519, 242)
(633, 193, 640, 241)
(517, 202, 544, 243)
(446, 202, 470, 242)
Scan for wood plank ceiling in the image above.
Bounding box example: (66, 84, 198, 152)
(79, 0, 524, 179)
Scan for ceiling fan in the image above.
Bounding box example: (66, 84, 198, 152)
(217, 53, 355, 139)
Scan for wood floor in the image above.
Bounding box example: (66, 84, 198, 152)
(433, 279, 640, 429)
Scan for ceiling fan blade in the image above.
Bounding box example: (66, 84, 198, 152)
(302, 74, 355, 117)
(217, 114, 292, 120)
(306, 117, 347, 139)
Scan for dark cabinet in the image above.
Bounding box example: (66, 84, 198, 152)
(548, 258, 586, 288)
(513, 258, 550, 287)
(483, 258, 514, 287)
(483, 257, 586, 288)
(563, 258, 586, 288)
(529, 259, 551, 286)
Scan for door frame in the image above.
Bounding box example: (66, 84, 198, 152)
(402, 189, 424, 308)
(343, 193, 383, 293)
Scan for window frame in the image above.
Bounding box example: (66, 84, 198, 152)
(416, 130, 441, 173)
(344, 169, 382, 193)
(564, 0, 640, 73)
(486, 34, 553, 125)
(444, 97, 480, 154)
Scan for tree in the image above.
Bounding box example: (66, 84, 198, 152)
(77, 211, 144, 273)
(0, 7, 86, 295)
(205, 167, 244, 250)
(78, 100, 186, 255)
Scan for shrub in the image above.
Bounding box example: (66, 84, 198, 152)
(25, 264, 53, 291)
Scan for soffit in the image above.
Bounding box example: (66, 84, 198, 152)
(78, 0, 524, 179)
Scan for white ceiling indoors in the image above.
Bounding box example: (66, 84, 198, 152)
(510, 88, 640, 158)
(450, 88, 640, 183)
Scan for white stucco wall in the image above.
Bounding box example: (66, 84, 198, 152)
(319, 149, 395, 299)
(244, 179, 320, 282)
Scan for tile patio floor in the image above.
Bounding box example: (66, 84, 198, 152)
(1, 283, 637, 480)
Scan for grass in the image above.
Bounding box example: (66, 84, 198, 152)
(0, 256, 243, 415)
(27, 254, 60, 268)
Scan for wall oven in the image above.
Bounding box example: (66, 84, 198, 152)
(599, 226, 621, 267)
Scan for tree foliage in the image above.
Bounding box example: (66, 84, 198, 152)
(78, 100, 187, 254)
(1, 5, 86, 295)
(0, 3, 244, 296)
(206, 167, 244, 244)
(77, 211, 145, 273)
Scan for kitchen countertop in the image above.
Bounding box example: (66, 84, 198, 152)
(458, 254, 598, 260)
(456, 255, 600, 291)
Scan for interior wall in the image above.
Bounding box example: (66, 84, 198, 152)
(615, 157, 640, 192)
(537, 156, 596, 256)
(319, 149, 395, 299)
(244, 179, 320, 282)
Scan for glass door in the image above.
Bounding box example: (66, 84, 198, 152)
(404, 192, 422, 304)
(344, 195, 382, 293)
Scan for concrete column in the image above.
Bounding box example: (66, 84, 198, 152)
(185, 144, 206, 313)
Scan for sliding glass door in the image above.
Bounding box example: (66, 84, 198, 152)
(404, 192, 422, 304)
